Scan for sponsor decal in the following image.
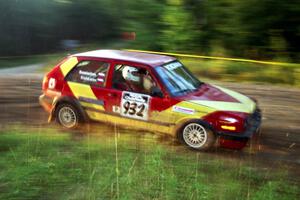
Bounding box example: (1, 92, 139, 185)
(123, 92, 149, 103)
(97, 72, 105, 77)
(79, 70, 105, 84)
(97, 78, 104, 82)
(80, 76, 97, 83)
(79, 70, 96, 77)
(164, 62, 182, 71)
(121, 92, 150, 120)
(172, 106, 195, 115)
(97, 72, 105, 83)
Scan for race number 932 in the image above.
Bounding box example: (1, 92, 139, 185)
(121, 92, 150, 121)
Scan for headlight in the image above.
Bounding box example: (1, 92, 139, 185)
(203, 111, 247, 133)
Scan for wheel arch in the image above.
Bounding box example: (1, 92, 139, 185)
(50, 96, 89, 123)
(174, 118, 216, 140)
(175, 118, 217, 150)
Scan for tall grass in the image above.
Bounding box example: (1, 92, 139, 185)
(181, 58, 300, 87)
(0, 128, 298, 200)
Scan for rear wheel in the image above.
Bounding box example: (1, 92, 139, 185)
(55, 103, 81, 129)
(178, 122, 215, 151)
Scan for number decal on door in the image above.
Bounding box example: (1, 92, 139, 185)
(136, 104, 146, 117)
(121, 92, 150, 120)
(123, 101, 146, 117)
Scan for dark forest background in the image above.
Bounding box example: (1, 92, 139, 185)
(0, 0, 299, 62)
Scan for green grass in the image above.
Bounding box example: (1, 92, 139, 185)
(0, 128, 298, 200)
(181, 58, 300, 87)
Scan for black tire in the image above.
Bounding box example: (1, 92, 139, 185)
(55, 103, 82, 129)
(178, 121, 216, 151)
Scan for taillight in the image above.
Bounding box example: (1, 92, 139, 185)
(42, 76, 48, 91)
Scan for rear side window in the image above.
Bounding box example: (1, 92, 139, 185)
(67, 60, 110, 87)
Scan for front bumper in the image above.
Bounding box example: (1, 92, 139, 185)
(217, 109, 262, 139)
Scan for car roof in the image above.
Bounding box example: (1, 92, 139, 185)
(73, 50, 176, 67)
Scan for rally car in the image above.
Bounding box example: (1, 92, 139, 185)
(39, 50, 261, 150)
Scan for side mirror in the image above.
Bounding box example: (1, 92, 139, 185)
(150, 86, 164, 98)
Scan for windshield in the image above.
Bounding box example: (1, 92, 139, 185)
(155, 61, 203, 96)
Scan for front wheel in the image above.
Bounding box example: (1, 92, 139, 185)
(178, 122, 216, 151)
(55, 103, 81, 129)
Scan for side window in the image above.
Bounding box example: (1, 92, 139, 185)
(67, 60, 109, 87)
(112, 64, 157, 95)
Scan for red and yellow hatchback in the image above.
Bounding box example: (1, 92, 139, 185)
(40, 50, 261, 150)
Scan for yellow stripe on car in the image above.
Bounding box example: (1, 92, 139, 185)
(86, 110, 172, 135)
(80, 101, 104, 111)
(68, 82, 97, 100)
(68, 82, 106, 119)
(214, 85, 256, 113)
(60, 57, 78, 76)
(188, 100, 254, 113)
(156, 101, 216, 126)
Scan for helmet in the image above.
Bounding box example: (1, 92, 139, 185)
(122, 66, 140, 82)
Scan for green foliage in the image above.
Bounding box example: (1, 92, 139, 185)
(1, 0, 299, 62)
(0, 129, 298, 199)
(159, 2, 199, 51)
(236, 0, 300, 61)
(121, 0, 165, 50)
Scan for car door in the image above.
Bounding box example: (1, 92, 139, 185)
(104, 62, 172, 133)
(65, 58, 111, 122)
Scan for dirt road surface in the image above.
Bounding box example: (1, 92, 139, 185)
(0, 64, 44, 75)
(0, 73, 299, 181)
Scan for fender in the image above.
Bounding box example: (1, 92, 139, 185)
(174, 118, 216, 140)
(49, 96, 89, 123)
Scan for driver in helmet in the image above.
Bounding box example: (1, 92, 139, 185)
(122, 66, 154, 94)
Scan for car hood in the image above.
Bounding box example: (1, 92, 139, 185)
(177, 84, 256, 114)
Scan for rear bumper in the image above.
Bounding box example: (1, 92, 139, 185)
(216, 109, 262, 139)
(39, 94, 54, 113)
